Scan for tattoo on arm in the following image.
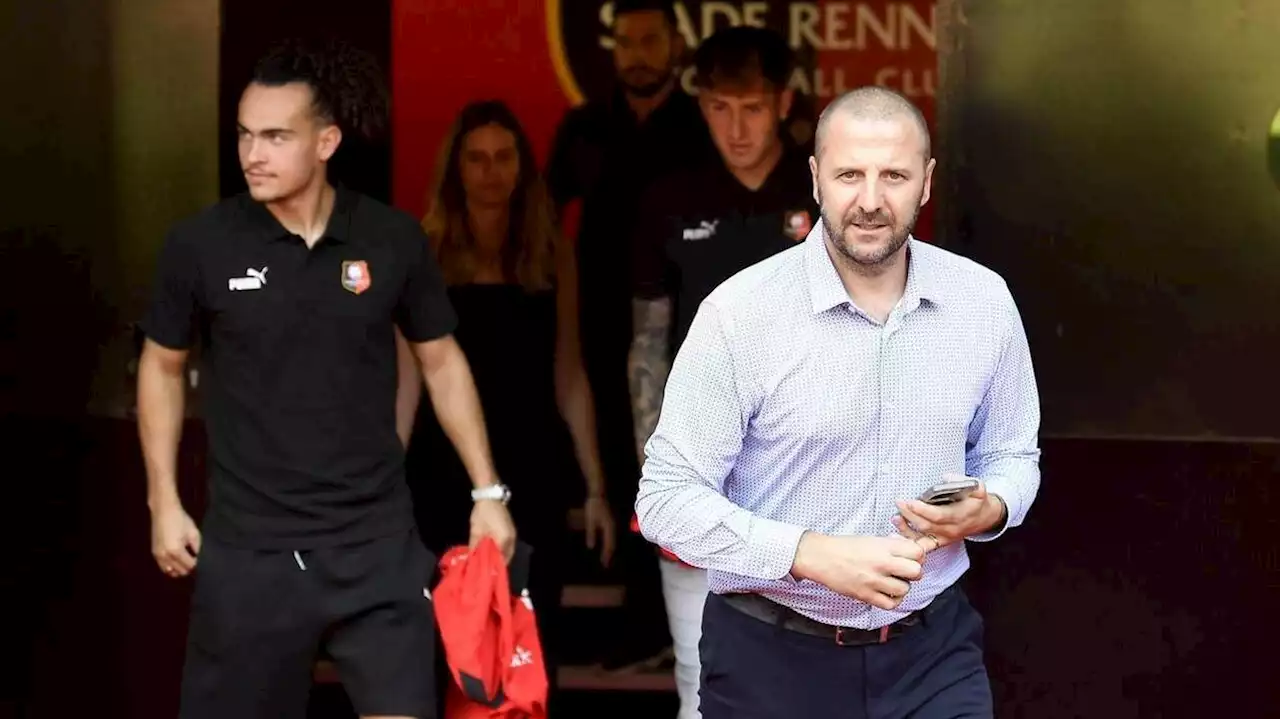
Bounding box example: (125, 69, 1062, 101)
(627, 297, 672, 463)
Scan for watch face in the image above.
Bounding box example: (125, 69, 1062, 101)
(473, 485, 509, 502)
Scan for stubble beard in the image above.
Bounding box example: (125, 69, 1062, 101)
(818, 192, 920, 277)
(620, 65, 673, 99)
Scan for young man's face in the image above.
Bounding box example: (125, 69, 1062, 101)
(699, 83, 793, 175)
(237, 82, 340, 203)
(613, 10, 682, 97)
(459, 123, 520, 209)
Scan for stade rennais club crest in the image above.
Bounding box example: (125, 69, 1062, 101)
(542, 0, 941, 110)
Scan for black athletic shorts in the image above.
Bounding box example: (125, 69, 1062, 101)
(179, 529, 437, 719)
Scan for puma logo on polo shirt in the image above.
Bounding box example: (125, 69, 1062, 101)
(228, 266, 269, 291)
(682, 219, 719, 241)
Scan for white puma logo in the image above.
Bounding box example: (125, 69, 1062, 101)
(682, 219, 719, 241)
(229, 266, 269, 292)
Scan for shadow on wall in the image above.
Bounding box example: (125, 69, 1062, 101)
(964, 439, 1280, 718)
(939, 0, 1280, 440)
(0, 226, 115, 419)
(0, 226, 114, 716)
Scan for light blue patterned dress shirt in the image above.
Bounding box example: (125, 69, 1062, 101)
(635, 225, 1041, 629)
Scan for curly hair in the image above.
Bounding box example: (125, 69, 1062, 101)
(423, 101, 559, 292)
(251, 38, 388, 143)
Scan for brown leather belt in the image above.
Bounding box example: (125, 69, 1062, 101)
(720, 585, 955, 647)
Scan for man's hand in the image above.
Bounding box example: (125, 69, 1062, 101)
(893, 475, 1007, 549)
(790, 532, 935, 610)
(583, 496, 616, 568)
(151, 501, 201, 578)
(470, 500, 517, 563)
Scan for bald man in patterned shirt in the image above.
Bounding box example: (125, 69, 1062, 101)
(634, 86, 1041, 719)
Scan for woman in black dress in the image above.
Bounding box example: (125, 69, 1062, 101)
(405, 100, 616, 710)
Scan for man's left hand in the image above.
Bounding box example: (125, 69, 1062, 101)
(583, 496, 616, 568)
(470, 500, 517, 563)
(892, 475, 1006, 550)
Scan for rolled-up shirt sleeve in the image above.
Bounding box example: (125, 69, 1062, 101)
(635, 301, 807, 580)
(966, 292, 1042, 541)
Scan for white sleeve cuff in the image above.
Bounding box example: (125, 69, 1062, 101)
(745, 516, 808, 581)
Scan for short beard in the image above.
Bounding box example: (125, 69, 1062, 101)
(622, 76, 670, 99)
(619, 61, 674, 99)
(819, 194, 919, 276)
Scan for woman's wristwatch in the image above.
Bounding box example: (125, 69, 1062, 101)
(470, 483, 511, 505)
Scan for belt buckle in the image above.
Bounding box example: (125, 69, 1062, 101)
(834, 625, 891, 646)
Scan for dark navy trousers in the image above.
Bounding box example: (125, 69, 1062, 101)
(698, 588, 993, 719)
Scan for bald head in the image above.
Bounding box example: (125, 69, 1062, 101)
(815, 86, 931, 161)
(807, 86, 936, 274)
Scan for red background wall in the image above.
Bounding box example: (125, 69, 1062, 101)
(393, 0, 570, 216)
(392, 0, 938, 236)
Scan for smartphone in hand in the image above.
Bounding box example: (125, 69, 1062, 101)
(918, 477, 979, 506)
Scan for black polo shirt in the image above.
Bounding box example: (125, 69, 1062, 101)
(631, 148, 819, 354)
(547, 88, 716, 360)
(140, 186, 457, 549)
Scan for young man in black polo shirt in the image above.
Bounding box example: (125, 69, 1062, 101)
(136, 41, 515, 719)
(547, 0, 715, 671)
(627, 26, 818, 719)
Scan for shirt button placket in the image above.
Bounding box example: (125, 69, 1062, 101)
(874, 323, 892, 542)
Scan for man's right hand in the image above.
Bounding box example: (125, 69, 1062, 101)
(151, 501, 201, 578)
(790, 532, 931, 611)
(470, 500, 517, 564)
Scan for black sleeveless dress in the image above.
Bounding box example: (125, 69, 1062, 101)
(404, 282, 579, 700)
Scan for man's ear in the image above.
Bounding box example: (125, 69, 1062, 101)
(809, 155, 820, 207)
(670, 25, 687, 62)
(920, 156, 937, 207)
(317, 124, 343, 162)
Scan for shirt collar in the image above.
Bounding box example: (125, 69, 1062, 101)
(242, 184, 356, 245)
(718, 144, 805, 197)
(805, 223, 946, 315)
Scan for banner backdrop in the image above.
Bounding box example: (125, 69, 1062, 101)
(393, 0, 937, 233)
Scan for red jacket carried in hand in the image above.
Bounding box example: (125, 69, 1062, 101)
(434, 538, 547, 719)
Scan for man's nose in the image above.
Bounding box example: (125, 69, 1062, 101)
(246, 139, 266, 165)
(731, 109, 748, 141)
(857, 179, 884, 214)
